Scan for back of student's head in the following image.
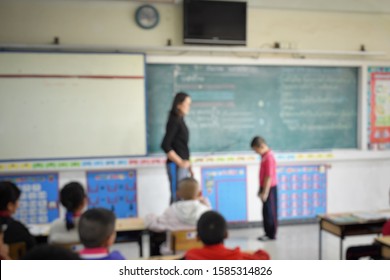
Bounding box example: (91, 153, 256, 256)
(197, 211, 227, 245)
(78, 208, 116, 248)
(0, 181, 21, 211)
(178, 177, 199, 200)
(60, 182, 86, 230)
(23, 244, 81, 260)
(250, 136, 267, 148)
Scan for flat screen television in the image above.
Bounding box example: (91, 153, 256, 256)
(183, 0, 247, 46)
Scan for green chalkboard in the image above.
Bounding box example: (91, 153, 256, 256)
(147, 64, 358, 153)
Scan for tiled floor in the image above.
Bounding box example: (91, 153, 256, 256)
(112, 223, 379, 260)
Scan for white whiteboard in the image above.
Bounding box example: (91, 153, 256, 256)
(0, 52, 146, 160)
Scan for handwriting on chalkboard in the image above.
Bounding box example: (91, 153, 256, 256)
(147, 64, 358, 153)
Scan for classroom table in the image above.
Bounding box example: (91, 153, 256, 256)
(318, 213, 388, 260)
(375, 236, 390, 259)
(30, 217, 147, 257)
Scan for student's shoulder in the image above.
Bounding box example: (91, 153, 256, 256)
(6, 217, 29, 232)
(241, 249, 270, 260)
(183, 247, 204, 260)
(109, 250, 126, 260)
(50, 218, 64, 228)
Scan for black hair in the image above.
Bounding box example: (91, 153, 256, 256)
(22, 244, 81, 260)
(78, 208, 116, 248)
(0, 181, 21, 211)
(197, 211, 227, 245)
(250, 136, 267, 148)
(60, 182, 86, 230)
(169, 92, 190, 117)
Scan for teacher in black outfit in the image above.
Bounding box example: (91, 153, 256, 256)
(161, 92, 192, 204)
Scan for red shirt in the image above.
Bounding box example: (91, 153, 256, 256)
(260, 150, 277, 188)
(382, 220, 390, 236)
(185, 243, 270, 260)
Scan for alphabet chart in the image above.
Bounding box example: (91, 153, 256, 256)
(86, 170, 137, 218)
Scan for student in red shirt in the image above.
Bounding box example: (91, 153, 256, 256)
(184, 211, 270, 260)
(251, 136, 278, 241)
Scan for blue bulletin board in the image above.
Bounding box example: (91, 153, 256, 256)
(277, 165, 327, 220)
(201, 166, 247, 222)
(86, 170, 137, 218)
(0, 173, 59, 224)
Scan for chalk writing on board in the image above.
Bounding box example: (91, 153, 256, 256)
(147, 64, 358, 152)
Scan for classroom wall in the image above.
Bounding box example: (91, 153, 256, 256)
(55, 157, 390, 223)
(1, 0, 390, 222)
(0, 0, 390, 60)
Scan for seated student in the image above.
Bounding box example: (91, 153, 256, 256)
(78, 208, 125, 260)
(0, 224, 11, 260)
(145, 177, 211, 255)
(23, 244, 81, 260)
(0, 181, 36, 250)
(346, 188, 390, 260)
(185, 211, 270, 260)
(48, 182, 87, 245)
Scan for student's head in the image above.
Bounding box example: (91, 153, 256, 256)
(60, 182, 87, 230)
(0, 181, 21, 214)
(170, 92, 191, 117)
(61, 182, 86, 212)
(251, 136, 268, 155)
(178, 177, 200, 200)
(23, 244, 81, 260)
(197, 211, 227, 245)
(78, 208, 116, 249)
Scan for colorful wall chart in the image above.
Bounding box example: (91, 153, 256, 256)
(201, 166, 247, 222)
(86, 170, 137, 218)
(0, 173, 59, 224)
(368, 67, 390, 147)
(277, 165, 327, 220)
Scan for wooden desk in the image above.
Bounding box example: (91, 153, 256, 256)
(30, 217, 147, 257)
(115, 218, 147, 257)
(375, 236, 390, 259)
(318, 213, 387, 260)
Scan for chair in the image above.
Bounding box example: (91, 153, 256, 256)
(8, 242, 26, 260)
(170, 229, 203, 254)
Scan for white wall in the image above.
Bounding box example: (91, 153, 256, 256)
(0, 0, 390, 59)
(53, 156, 390, 223)
(1, 0, 390, 221)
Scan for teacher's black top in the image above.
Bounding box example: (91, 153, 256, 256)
(161, 114, 189, 163)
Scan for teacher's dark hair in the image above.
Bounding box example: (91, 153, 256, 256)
(170, 92, 190, 117)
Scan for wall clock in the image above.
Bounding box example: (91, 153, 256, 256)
(135, 5, 159, 29)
